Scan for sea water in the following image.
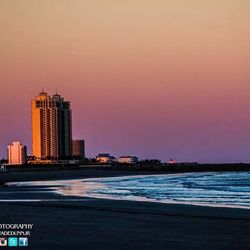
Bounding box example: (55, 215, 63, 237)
(15, 172, 250, 209)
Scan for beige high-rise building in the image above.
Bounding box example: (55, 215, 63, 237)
(32, 91, 72, 160)
(7, 141, 27, 165)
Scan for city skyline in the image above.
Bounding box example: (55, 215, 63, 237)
(1, 1, 250, 162)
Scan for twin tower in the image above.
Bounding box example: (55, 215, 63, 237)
(32, 91, 72, 160)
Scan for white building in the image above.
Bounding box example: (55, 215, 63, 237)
(7, 141, 27, 165)
(168, 158, 177, 164)
(118, 156, 138, 164)
(96, 154, 116, 164)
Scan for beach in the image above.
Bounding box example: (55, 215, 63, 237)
(0, 169, 250, 249)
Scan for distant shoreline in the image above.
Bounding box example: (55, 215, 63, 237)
(3, 162, 250, 172)
(0, 164, 250, 185)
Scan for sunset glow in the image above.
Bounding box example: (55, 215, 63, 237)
(1, 0, 250, 162)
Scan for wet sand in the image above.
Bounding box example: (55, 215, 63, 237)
(0, 169, 250, 249)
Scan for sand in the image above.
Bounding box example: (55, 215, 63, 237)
(0, 169, 249, 250)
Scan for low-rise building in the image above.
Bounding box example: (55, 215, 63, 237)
(96, 153, 116, 164)
(118, 156, 138, 164)
(7, 141, 27, 165)
(72, 139, 85, 159)
(168, 158, 177, 164)
(140, 159, 162, 165)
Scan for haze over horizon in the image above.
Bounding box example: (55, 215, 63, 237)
(0, 1, 250, 163)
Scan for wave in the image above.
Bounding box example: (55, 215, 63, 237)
(13, 171, 250, 209)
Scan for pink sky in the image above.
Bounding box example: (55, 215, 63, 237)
(0, 0, 250, 162)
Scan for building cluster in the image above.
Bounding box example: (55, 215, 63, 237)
(4, 91, 170, 166)
(6, 91, 85, 165)
(96, 154, 138, 164)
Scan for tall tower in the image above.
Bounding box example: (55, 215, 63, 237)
(32, 91, 72, 160)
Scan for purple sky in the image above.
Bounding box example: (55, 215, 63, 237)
(1, 1, 250, 162)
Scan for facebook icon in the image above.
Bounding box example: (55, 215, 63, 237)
(19, 238, 28, 247)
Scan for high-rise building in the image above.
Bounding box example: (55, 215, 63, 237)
(72, 140, 85, 159)
(32, 91, 72, 160)
(7, 141, 27, 165)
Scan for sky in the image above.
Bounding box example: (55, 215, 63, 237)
(0, 0, 250, 162)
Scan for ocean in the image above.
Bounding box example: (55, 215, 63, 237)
(15, 171, 250, 209)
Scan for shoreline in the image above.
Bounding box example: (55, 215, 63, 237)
(1, 169, 250, 249)
(1, 166, 250, 183)
(8, 172, 250, 211)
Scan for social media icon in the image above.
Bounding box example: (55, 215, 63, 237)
(8, 237, 18, 247)
(0, 238, 7, 247)
(19, 238, 28, 247)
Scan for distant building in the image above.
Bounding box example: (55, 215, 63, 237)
(140, 159, 162, 165)
(96, 153, 116, 164)
(32, 91, 72, 161)
(7, 141, 27, 165)
(118, 156, 138, 164)
(72, 140, 85, 159)
(168, 158, 177, 164)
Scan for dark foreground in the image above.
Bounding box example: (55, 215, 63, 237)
(0, 169, 250, 250)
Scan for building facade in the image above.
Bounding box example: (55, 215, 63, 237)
(72, 140, 85, 159)
(7, 141, 27, 165)
(118, 156, 138, 164)
(32, 91, 72, 160)
(96, 153, 116, 164)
